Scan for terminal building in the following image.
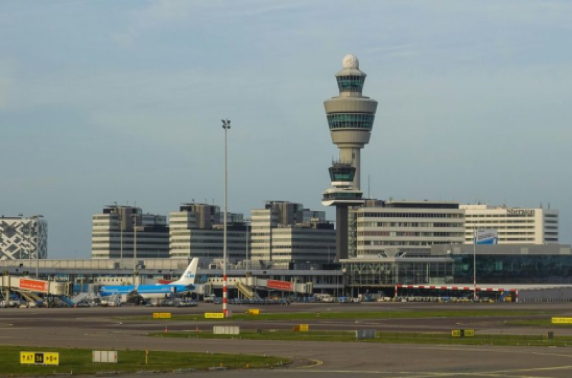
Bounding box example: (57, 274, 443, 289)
(342, 243, 572, 296)
(91, 205, 169, 260)
(0, 215, 48, 260)
(461, 204, 559, 244)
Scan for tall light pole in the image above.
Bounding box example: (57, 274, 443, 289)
(119, 209, 123, 268)
(473, 226, 477, 301)
(245, 218, 251, 268)
(133, 214, 138, 287)
(222, 119, 231, 318)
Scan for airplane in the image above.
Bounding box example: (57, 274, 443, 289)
(99, 258, 199, 303)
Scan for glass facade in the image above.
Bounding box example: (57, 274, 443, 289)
(336, 75, 365, 92)
(327, 113, 375, 130)
(453, 254, 572, 284)
(343, 254, 572, 289)
(345, 260, 454, 287)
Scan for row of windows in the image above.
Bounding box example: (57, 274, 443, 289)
(272, 246, 335, 250)
(467, 220, 535, 224)
(169, 233, 245, 238)
(93, 241, 167, 246)
(361, 213, 463, 219)
(463, 238, 536, 242)
(170, 246, 245, 251)
(92, 247, 168, 251)
(358, 241, 451, 248)
(463, 226, 536, 231)
(327, 113, 375, 130)
(465, 214, 537, 218)
(359, 222, 462, 228)
(358, 231, 463, 237)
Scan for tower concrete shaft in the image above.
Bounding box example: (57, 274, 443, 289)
(324, 54, 378, 190)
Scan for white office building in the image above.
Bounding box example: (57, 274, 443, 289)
(250, 201, 336, 263)
(461, 204, 559, 244)
(0, 215, 48, 260)
(169, 203, 246, 262)
(356, 201, 465, 257)
(91, 206, 169, 260)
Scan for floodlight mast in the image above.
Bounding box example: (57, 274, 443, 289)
(221, 119, 231, 318)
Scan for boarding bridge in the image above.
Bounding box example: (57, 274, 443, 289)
(1, 275, 69, 298)
(206, 276, 312, 296)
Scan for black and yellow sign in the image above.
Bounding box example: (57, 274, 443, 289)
(20, 352, 59, 366)
(152, 312, 171, 319)
(299, 324, 309, 332)
(205, 313, 224, 319)
(247, 309, 260, 315)
(451, 329, 475, 338)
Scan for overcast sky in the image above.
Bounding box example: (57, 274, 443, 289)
(1, 0, 571, 259)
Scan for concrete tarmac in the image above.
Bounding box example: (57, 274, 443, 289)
(2, 302, 572, 377)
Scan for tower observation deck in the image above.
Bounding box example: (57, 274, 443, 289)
(324, 54, 378, 190)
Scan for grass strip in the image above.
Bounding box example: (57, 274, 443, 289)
(0, 345, 288, 377)
(121, 309, 559, 322)
(150, 329, 572, 347)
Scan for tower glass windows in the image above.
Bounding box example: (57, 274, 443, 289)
(327, 113, 375, 130)
(336, 75, 365, 92)
(329, 165, 356, 182)
(323, 192, 363, 200)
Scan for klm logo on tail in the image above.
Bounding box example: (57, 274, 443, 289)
(171, 258, 199, 286)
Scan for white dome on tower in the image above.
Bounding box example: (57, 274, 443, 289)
(342, 54, 359, 69)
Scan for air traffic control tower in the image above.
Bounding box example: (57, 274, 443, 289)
(322, 54, 378, 261)
(324, 54, 377, 190)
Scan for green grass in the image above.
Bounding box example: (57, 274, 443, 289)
(150, 329, 572, 347)
(121, 309, 558, 322)
(0, 346, 289, 377)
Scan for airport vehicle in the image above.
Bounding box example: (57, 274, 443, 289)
(99, 258, 199, 302)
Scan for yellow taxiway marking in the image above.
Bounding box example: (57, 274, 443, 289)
(294, 358, 323, 369)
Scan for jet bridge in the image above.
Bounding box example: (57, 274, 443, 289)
(1, 275, 69, 297)
(206, 276, 313, 296)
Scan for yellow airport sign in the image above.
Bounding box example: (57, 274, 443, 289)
(464, 329, 475, 337)
(205, 313, 225, 319)
(451, 329, 474, 337)
(247, 309, 260, 315)
(299, 324, 309, 332)
(152, 313, 171, 319)
(552, 317, 572, 324)
(20, 352, 59, 366)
